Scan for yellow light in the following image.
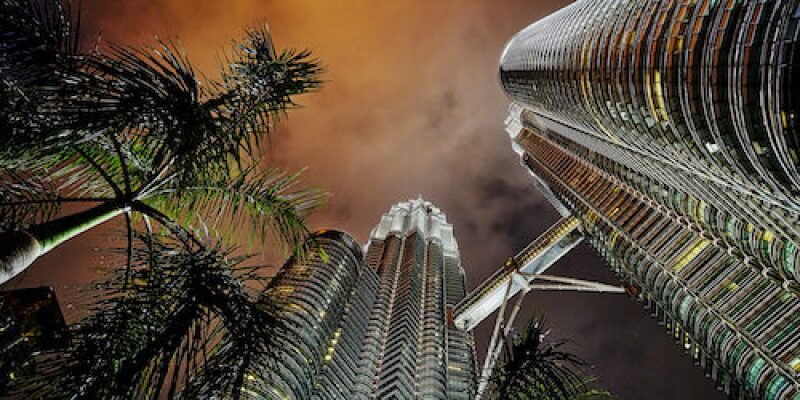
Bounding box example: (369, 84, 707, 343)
(673, 239, 709, 272)
(790, 357, 800, 372)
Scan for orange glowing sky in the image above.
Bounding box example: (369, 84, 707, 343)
(73, 0, 571, 271)
(9, 2, 723, 398)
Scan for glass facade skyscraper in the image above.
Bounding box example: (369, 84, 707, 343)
(259, 199, 475, 399)
(257, 229, 371, 399)
(354, 198, 475, 399)
(500, 0, 800, 287)
(500, 1, 800, 398)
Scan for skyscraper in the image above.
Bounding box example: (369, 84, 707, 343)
(353, 199, 475, 399)
(257, 229, 372, 399)
(259, 199, 476, 399)
(498, 1, 800, 398)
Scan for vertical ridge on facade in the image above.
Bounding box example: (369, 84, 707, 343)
(500, 1, 800, 398)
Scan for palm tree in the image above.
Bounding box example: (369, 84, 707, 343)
(0, 0, 324, 284)
(489, 316, 590, 400)
(12, 225, 285, 398)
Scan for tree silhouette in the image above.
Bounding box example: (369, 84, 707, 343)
(11, 225, 287, 398)
(490, 316, 591, 400)
(0, 0, 324, 284)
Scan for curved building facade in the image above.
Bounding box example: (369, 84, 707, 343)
(252, 202, 476, 399)
(500, 0, 800, 290)
(353, 198, 476, 399)
(510, 122, 800, 398)
(501, 1, 800, 398)
(501, 0, 800, 193)
(257, 230, 369, 399)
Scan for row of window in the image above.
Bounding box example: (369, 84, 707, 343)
(313, 265, 380, 400)
(598, 237, 771, 398)
(501, 0, 800, 200)
(354, 232, 475, 398)
(531, 114, 800, 288)
(352, 237, 404, 397)
(517, 130, 800, 398)
(259, 231, 365, 399)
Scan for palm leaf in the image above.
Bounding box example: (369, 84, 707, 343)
(1, 0, 85, 157)
(491, 316, 589, 400)
(208, 25, 323, 153)
(0, 169, 61, 230)
(12, 227, 275, 398)
(0, 144, 127, 231)
(180, 299, 284, 399)
(145, 166, 326, 255)
(0, 0, 80, 84)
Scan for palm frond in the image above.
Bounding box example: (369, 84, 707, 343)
(1, 0, 85, 157)
(145, 166, 326, 255)
(208, 24, 323, 153)
(0, 0, 79, 84)
(0, 143, 128, 231)
(0, 143, 125, 202)
(0, 169, 61, 230)
(491, 316, 589, 400)
(85, 43, 210, 181)
(180, 300, 284, 399)
(11, 227, 275, 398)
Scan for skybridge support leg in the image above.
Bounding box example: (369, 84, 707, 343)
(475, 278, 528, 399)
(473, 271, 625, 400)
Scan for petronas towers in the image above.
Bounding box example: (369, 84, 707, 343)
(257, 199, 476, 399)
(500, 0, 800, 398)
(249, 0, 800, 398)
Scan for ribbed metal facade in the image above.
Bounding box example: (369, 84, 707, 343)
(511, 121, 800, 398)
(500, 0, 800, 288)
(353, 199, 476, 399)
(258, 202, 476, 399)
(258, 230, 370, 399)
(501, 1, 800, 398)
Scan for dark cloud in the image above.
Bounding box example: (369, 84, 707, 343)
(8, 1, 724, 398)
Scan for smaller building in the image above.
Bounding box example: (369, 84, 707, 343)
(0, 286, 68, 394)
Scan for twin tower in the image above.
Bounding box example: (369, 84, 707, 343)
(255, 199, 476, 399)
(249, 0, 800, 398)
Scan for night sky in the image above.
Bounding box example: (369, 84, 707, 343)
(6, 1, 725, 398)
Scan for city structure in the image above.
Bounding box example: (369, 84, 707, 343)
(258, 199, 476, 399)
(493, 0, 800, 398)
(0, 286, 68, 394)
(256, 229, 370, 399)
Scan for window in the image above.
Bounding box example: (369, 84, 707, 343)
(745, 357, 767, 392)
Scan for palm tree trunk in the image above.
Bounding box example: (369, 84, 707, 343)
(0, 201, 126, 284)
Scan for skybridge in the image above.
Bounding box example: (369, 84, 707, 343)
(452, 216, 625, 399)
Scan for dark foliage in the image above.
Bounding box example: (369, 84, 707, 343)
(13, 228, 284, 398)
(1, 0, 324, 251)
(490, 316, 589, 400)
